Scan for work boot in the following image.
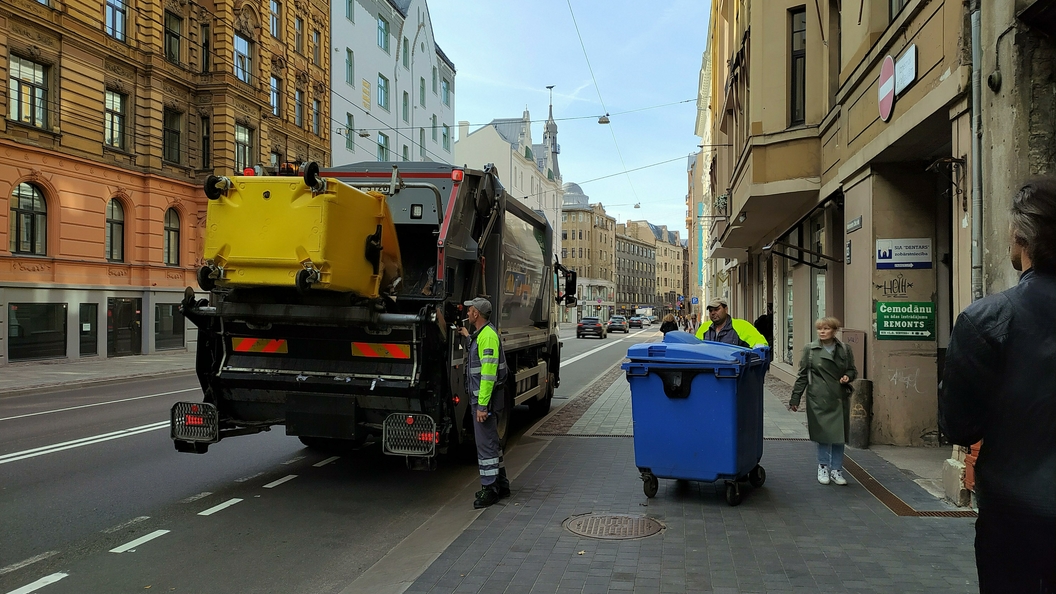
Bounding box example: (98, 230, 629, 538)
(496, 468, 511, 499)
(473, 485, 500, 509)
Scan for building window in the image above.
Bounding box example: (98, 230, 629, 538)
(431, 114, 437, 140)
(8, 56, 47, 129)
(105, 198, 124, 262)
(345, 49, 354, 85)
(419, 77, 425, 106)
(163, 109, 181, 163)
(402, 91, 409, 122)
(312, 29, 321, 65)
(419, 128, 425, 157)
(200, 24, 210, 73)
(9, 183, 47, 255)
(8, 303, 67, 361)
(294, 90, 304, 127)
(234, 33, 252, 84)
(200, 116, 211, 169)
(345, 113, 355, 151)
(441, 77, 450, 106)
(104, 90, 126, 150)
(377, 74, 389, 110)
(105, 0, 127, 41)
(312, 99, 321, 134)
(402, 37, 409, 68)
(442, 124, 450, 151)
(270, 76, 281, 116)
(345, 0, 353, 21)
(890, 0, 908, 20)
(235, 123, 252, 173)
(790, 7, 806, 126)
(164, 12, 181, 63)
(164, 208, 180, 266)
(377, 16, 389, 52)
(294, 17, 303, 53)
(269, 0, 281, 37)
(431, 66, 437, 93)
(402, 144, 409, 161)
(377, 132, 389, 161)
(155, 303, 185, 350)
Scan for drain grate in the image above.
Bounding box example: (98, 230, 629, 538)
(843, 457, 977, 518)
(563, 514, 664, 540)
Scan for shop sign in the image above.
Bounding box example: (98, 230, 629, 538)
(876, 301, 936, 340)
(876, 238, 932, 269)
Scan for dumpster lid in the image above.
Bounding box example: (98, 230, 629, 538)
(625, 341, 764, 367)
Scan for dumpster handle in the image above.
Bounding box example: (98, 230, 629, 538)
(625, 363, 649, 377)
(714, 367, 741, 379)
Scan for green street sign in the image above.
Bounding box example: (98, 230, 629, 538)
(876, 301, 936, 340)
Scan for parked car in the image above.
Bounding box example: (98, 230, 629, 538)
(608, 316, 629, 333)
(577, 317, 607, 339)
(628, 316, 643, 329)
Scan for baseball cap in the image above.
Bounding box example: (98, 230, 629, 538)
(464, 297, 492, 317)
(706, 297, 728, 310)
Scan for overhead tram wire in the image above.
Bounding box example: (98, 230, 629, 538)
(517, 155, 687, 202)
(565, 0, 641, 206)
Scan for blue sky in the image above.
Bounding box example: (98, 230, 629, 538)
(428, 0, 711, 239)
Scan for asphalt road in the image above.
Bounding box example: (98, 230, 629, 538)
(0, 325, 660, 594)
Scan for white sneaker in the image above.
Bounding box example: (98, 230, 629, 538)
(817, 465, 830, 485)
(830, 469, 848, 486)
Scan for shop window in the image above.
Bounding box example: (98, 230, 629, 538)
(80, 303, 98, 356)
(783, 255, 795, 364)
(155, 303, 185, 350)
(8, 303, 67, 361)
(9, 182, 47, 255)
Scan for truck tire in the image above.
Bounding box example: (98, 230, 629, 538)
(495, 389, 513, 449)
(528, 372, 554, 417)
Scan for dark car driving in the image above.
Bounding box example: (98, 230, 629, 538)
(577, 317, 607, 339)
(607, 315, 629, 333)
(628, 316, 643, 329)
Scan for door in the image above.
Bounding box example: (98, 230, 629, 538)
(107, 298, 142, 357)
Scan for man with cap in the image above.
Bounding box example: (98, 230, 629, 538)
(458, 297, 510, 508)
(695, 297, 770, 348)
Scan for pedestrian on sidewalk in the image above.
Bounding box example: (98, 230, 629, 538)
(788, 317, 857, 486)
(659, 313, 678, 334)
(458, 297, 511, 509)
(939, 178, 1056, 594)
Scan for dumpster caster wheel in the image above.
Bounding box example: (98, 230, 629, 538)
(725, 482, 743, 506)
(643, 474, 659, 498)
(749, 465, 766, 488)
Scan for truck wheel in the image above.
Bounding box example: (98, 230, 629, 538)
(495, 390, 513, 449)
(528, 372, 554, 417)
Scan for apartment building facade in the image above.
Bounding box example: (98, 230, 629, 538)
(0, 0, 329, 363)
(703, 0, 974, 446)
(615, 225, 656, 318)
(330, 0, 455, 166)
(560, 184, 615, 323)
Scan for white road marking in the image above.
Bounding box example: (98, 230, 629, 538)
(262, 475, 298, 489)
(102, 516, 150, 534)
(5, 572, 68, 594)
(313, 456, 340, 467)
(0, 388, 199, 422)
(563, 336, 634, 366)
(109, 529, 170, 553)
(0, 551, 58, 576)
(282, 456, 306, 465)
(198, 498, 243, 516)
(0, 421, 168, 465)
(179, 492, 213, 504)
(234, 472, 264, 483)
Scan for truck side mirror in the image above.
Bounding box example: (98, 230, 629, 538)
(563, 271, 578, 306)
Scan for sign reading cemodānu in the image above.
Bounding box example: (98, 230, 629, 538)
(876, 301, 936, 340)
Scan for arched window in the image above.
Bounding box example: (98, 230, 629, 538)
(9, 183, 47, 255)
(164, 208, 180, 266)
(105, 199, 124, 262)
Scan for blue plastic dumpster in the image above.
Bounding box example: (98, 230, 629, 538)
(622, 337, 770, 506)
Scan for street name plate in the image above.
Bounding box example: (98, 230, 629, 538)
(876, 301, 935, 340)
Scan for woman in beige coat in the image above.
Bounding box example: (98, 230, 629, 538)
(789, 317, 858, 486)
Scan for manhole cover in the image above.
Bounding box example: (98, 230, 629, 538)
(563, 514, 664, 540)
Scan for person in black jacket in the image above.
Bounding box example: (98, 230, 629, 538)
(939, 177, 1056, 594)
(659, 313, 678, 334)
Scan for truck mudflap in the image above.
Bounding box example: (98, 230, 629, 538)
(382, 413, 438, 457)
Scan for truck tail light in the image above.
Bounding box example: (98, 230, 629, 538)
(418, 432, 439, 444)
(451, 169, 464, 182)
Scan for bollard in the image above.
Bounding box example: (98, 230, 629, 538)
(848, 379, 873, 449)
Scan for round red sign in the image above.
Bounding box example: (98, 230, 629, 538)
(878, 55, 896, 122)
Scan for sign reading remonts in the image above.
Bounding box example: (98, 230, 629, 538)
(876, 238, 932, 269)
(876, 301, 936, 340)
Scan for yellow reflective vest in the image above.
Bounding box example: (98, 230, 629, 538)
(695, 318, 769, 348)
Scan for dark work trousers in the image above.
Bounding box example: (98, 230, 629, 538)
(976, 508, 1056, 593)
(472, 397, 503, 488)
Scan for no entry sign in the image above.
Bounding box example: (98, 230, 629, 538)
(878, 55, 895, 122)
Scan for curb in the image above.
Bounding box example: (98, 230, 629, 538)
(0, 368, 197, 398)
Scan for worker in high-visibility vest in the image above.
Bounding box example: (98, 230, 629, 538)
(695, 297, 769, 348)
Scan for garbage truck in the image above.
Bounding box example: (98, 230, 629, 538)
(171, 161, 577, 469)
